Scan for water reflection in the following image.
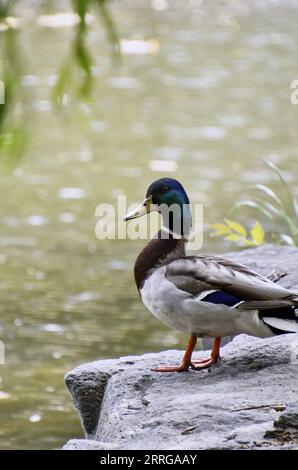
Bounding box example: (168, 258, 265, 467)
(0, 0, 298, 450)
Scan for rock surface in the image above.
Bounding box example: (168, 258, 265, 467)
(63, 245, 298, 450)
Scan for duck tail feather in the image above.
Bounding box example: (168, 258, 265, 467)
(260, 304, 298, 334)
(262, 316, 298, 334)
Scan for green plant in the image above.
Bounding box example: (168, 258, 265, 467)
(210, 161, 298, 247)
(54, 0, 119, 104)
(0, 2, 25, 163)
(0, 0, 118, 162)
(210, 219, 265, 247)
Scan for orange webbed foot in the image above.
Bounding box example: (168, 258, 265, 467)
(151, 336, 222, 373)
(190, 355, 221, 370)
(151, 363, 190, 373)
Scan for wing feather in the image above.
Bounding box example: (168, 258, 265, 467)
(166, 255, 298, 304)
(237, 300, 297, 310)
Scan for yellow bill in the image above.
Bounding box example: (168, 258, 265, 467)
(123, 195, 156, 221)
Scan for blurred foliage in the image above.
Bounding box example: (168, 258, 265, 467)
(0, 0, 119, 163)
(210, 162, 298, 247)
(210, 219, 265, 247)
(54, 0, 119, 105)
(0, 1, 26, 164)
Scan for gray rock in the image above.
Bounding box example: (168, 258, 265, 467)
(275, 402, 298, 430)
(63, 245, 298, 450)
(63, 439, 114, 450)
(264, 402, 298, 444)
(65, 365, 113, 438)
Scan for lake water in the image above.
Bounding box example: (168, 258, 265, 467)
(0, 0, 298, 449)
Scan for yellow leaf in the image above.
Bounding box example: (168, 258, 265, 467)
(250, 221, 265, 245)
(209, 223, 231, 236)
(224, 219, 247, 236)
(243, 239, 257, 247)
(225, 234, 243, 242)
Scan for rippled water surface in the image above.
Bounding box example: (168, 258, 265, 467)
(0, 0, 298, 449)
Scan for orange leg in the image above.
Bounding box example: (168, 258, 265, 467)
(151, 335, 197, 372)
(152, 336, 222, 373)
(191, 337, 221, 370)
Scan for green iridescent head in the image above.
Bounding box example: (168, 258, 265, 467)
(124, 178, 192, 236)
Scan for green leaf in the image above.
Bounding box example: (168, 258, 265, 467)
(294, 198, 298, 217)
(224, 219, 247, 236)
(279, 234, 296, 246)
(96, 0, 120, 59)
(262, 201, 282, 217)
(230, 200, 274, 221)
(73, 0, 92, 23)
(264, 160, 288, 187)
(253, 184, 283, 207)
(264, 160, 298, 217)
(250, 221, 265, 245)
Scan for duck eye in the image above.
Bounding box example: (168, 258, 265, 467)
(161, 186, 169, 193)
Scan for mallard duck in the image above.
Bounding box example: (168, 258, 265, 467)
(124, 178, 298, 372)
